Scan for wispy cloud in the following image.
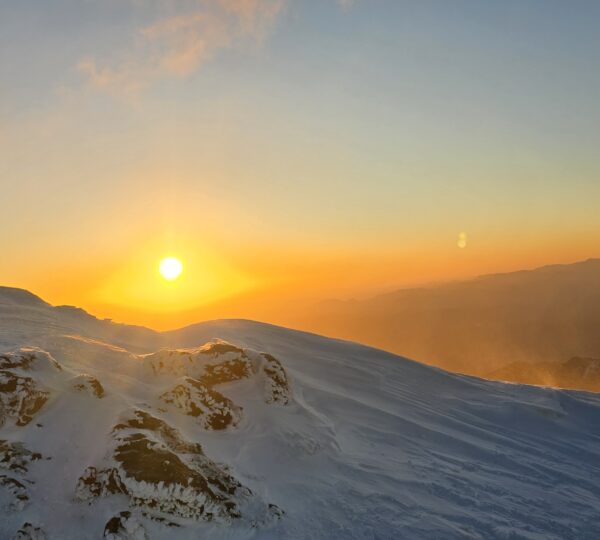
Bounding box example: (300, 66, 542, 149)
(337, 0, 356, 11)
(78, 0, 284, 100)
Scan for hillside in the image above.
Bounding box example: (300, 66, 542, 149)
(293, 259, 600, 378)
(1, 288, 600, 539)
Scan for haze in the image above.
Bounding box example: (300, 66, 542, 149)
(2, 0, 599, 333)
(3, 4, 600, 537)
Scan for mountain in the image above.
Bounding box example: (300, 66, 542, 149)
(293, 258, 600, 379)
(1, 288, 600, 539)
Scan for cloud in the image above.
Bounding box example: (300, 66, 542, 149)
(78, 0, 284, 99)
(337, 0, 356, 11)
(220, 0, 284, 37)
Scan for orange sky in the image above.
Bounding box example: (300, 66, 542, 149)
(4, 227, 597, 330)
(2, 1, 600, 330)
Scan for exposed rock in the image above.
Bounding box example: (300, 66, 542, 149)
(199, 350, 252, 387)
(76, 410, 267, 522)
(71, 374, 105, 398)
(261, 353, 291, 405)
(263, 503, 285, 524)
(0, 350, 61, 372)
(0, 475, 29, 510)
(0, 441, 40, 515)
(75, 466, 126, 501)
(103, 511, 147, 540)
(160, 377, 242, 430)
(0, 372, 49, 426)
(141, 512, 180, 527)
(0, 440, 42, 473)
(11, 523, 46, 540)
(0, 349, 62, 426)
(0, 341, 293, 532)
(142, 340, 252, 382)
(156, 342, 291, 428)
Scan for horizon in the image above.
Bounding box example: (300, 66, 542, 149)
(2, 3, 600, 536)
(3, 254, 598, 335)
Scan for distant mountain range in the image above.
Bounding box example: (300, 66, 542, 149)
(293, 258, 600, 388)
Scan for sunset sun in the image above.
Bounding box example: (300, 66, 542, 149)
(159, 256, 183, 281)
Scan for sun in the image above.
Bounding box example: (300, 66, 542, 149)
(159, 256, 183, 281)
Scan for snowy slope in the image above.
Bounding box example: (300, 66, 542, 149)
(1, 288, 600, 539)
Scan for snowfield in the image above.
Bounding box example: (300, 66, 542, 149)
(0, 287, 599, 539)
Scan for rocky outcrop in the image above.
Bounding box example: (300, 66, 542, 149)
(0, 371, 49, 426)
(11, 523, 46, 540)
(0, 349, 62, 426)
(0, 341, 290, 534)
(0, 440, 42, 473)
(71, 374, 105, 398)
(0, 475, 29, 511)
(261, 353, 291, 405)
(142, 341, 252, 381)
(75, 466, 125, 500)
(75, 409, 267, 522)
(160, 377, 242, 430)
(103, 511, 147, 540)
(0, 441, 42, 515)
(155, 341, 292, 428)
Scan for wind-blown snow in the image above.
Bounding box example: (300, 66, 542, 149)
(0, 288, 599, 539)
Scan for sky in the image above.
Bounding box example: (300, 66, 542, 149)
(1, 0, 599, 329)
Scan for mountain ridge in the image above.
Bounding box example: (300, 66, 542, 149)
(1, 286, 600, 538)
(292, 258, 600, 379)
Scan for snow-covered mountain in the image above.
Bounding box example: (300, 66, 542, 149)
(1, 287, 600, 539)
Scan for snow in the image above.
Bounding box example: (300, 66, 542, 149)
(1, 288, 600, 539)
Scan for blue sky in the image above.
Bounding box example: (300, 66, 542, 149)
(1, 0, 599, 321)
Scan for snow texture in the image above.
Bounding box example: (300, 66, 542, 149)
(0, 288, 599, 539)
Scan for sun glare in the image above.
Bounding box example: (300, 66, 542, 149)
(159, 257, 183, 281)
